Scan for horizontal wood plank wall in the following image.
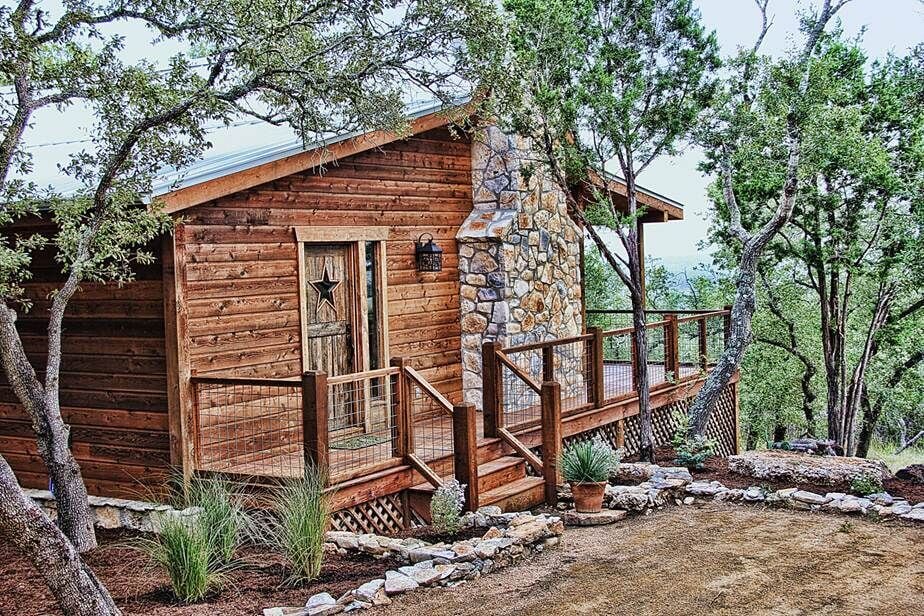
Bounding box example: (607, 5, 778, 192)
(0, 238, 171, 499)
(181, 127, 470, 450)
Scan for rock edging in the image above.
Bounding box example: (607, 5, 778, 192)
(265, 507, 564, 616)
(26, 489, 200, 533)
(558, 462, 924, 524)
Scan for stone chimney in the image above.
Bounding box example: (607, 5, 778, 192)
(456, 125, 583, 408)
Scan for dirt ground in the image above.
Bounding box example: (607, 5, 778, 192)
(380, 503, 924, 616)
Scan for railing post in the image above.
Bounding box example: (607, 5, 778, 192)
(302, 370, 329, 478)
(589, 327, 605, 408)
(482, 341, 502, 438)
(665, 315, 679, 382)
(390, 357, 413, 459)
(698, 317, 708, 371)
(723, 304, 733, 348)
(541, 344, 555, 383)
(452, 403, 479, 511)
(629, 330, 639, 391)
(540, 380, 562, 506)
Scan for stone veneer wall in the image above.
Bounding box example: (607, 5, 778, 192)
(457, 125, 584, 407)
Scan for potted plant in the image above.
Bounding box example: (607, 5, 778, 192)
(560, 439, 621, 513)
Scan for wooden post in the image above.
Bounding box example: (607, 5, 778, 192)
(302, 370, 329, 477)
(542, 344, 555, 383)
(390, 357, 413, 459)
(616, 419, 626, 449)
(540, 380, 562, 506)
(452, 403, 479, 511)
(482, 341, 502, 438)
(589, 327, 605, 408)
(629, 330, 639, 392)
(723, 304, 733, 348)
(698, 317, 708, 371)
(733, 381, 741, 454)
(665, 315, 679, 382)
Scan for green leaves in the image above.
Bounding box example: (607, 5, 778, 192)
(1, 0, 502, 301)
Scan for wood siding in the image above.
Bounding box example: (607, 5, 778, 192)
(0, 238, 171, 498)
(180, 127, 470, 401)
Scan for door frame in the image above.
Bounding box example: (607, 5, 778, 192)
(295, 226, 390, 376)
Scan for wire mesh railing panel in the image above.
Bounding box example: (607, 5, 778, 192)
(408, 378, 454, 465)
(601, 330, 633, 402)
(646, 324, 668, 387)
(327, 371, 399, 480)
(705, 315, 726, 365)
(552, 338, 593, 413)
(194, 379, 303, 478)
(501, 348, 542, 429)
(677, 319, 703, 380)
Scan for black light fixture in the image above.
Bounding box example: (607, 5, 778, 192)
(415, 233, 443, 272)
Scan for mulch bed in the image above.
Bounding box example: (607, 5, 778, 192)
(625, 446, 923, 505)
(1, 529, 400, 616)
(392, 524, 486, 544)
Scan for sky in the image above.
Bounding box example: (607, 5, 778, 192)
(12, 0, 924, 266)
(643, 0, 924, 266)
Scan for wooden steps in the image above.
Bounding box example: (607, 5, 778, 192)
(408, 454, 544, 517)
(480, 476, 544, 512)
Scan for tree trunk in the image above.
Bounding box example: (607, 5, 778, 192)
(0, 455, 120, 616)
(630, 285, 653, 462)
(689, 247, 759, 434)
(0, 304, 97, 551)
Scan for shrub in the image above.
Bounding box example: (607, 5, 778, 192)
(671, 412, 716, 470)
(143, 515, 223, 603)
(849, 473, 883, 496)
(267, 465, 331, 585)
(560, 439, 621, 483)
(430, 479, 466, 535)
(673, 434, 716, 470)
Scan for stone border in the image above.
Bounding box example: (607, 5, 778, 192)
(26, 489, 200, 533)
(556, 463, 924, 524)
(265, 508, 564, 615)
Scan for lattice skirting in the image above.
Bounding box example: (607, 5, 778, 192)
(561, 382, 739, 458)
(330, 492, 408, 535)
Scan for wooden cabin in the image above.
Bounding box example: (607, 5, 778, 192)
(1, 103, 739, 533)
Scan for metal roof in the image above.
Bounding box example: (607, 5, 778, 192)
(148, 98, 456, 200)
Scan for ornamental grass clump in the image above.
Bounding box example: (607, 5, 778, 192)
(187, 477, 250, 566)
(560, 439, 621, 484)
(142, 515, 225, 603)
(267, 465, 331, 585)
(430, 479, 466, 535)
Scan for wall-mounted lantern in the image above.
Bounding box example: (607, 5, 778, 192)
(415, 233, 443, 272)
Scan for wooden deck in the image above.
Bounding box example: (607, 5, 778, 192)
(196, 361, 708, 480)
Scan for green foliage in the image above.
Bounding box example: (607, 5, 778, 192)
(849, 474, 883, 497)
(671, 412, 715, 470)
(560, 439, 621, 483)
(142, 515, 224, 603)
(185, 478, 250, 567)
(430, 479, 466, 535)
(267, 467, 332, 585)
(1, 0, 501, 304)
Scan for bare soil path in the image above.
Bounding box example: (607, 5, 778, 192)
(380, 503, 924, 616)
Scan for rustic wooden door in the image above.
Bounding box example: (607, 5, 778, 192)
(301, 244, 360, 431)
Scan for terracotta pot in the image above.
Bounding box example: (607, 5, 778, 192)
(570, 481, 607, 513)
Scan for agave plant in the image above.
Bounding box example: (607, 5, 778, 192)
(560, 439, 621, 484)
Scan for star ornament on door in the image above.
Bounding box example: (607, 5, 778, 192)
(309, 261, 342, 317)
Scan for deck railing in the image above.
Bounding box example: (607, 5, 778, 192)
(189, 359, 479, 505)
(484, 308, 732, 505)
